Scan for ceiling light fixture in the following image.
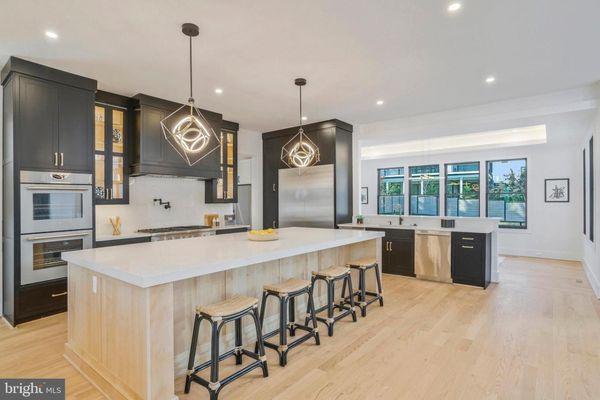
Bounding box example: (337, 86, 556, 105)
(447, 2, 462, 12)
(160, 23, 220, 166)
(214, 88, 223, 94)
(45, 30, 58, 39)
(376, 100, 384, 105)
(485, 76, 496, 84)
(301, 116, 308, 121)
(281, 78, 320, 168)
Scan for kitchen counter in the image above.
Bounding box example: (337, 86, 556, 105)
(338, 222, 497, 234)
(64, 227, 383, 399)
(94, 224, 251, 242)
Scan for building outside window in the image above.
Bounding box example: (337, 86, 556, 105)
(409, 165, 440, 216)
(486, 158, 527, 228)
(378, 167, 404, 215)
(445, 162, 480, 217)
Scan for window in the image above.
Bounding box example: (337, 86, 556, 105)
(445, 162, 480, 217)
(378, 167, 404, 215)
(409, 165, 440, 216)
(486, 159, 527, 229)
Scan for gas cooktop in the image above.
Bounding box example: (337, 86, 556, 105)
(137, 225, 211, 234)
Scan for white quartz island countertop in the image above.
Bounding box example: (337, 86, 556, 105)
(63, 227, 384, 288)
(338, 222, 497, 234)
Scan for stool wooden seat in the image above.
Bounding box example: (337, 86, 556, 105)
(312, 266, 350, 278)
(342, 258, 384, 317)
(263, 278, 310, 294)
(196, 296, 258, 317)
(308, 266, 357, 336)
(258, 278, 320, 366)
(185, 296, 268, 400)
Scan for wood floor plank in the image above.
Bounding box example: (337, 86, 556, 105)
(1, 256, 599, 400)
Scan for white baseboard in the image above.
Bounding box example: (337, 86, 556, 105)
(582, 259, 600, 299)
(498, 247, 580, 262)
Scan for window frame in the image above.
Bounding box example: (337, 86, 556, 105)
(590, 137, 594, 242)
(377, 167, 405, 215)
(485, 158, 528, 230)
(444, 161, 481, 217)
(408, 164, 440, 216)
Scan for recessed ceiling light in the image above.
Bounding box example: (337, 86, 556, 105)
(301, 116, 308, 121)
(485, 76, 496, 84)
(376, 100, 384, 106)
(447, 2, 462, 12)
(45, 30, 58, 39)
(214, 88, 223, 94)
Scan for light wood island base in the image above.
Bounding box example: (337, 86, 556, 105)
(65, 239, 380, 400)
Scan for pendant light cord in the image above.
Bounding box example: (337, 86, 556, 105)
(299, 85, 303, 127)
(189, 35, 193, 103)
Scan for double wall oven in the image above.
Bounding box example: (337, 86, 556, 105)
(20, 171, 93, 285)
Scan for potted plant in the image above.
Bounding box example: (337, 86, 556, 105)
(356, 215, 364, 224)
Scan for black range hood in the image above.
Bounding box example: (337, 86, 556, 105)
(129, 93, 222, 179)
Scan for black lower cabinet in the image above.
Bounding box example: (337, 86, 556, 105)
(368, 228, 415, 277)
(215, 227, 248, 235)
(451, 232, 491, 288)
(17, 279, 68, 324)
(94, 236, 151, 248)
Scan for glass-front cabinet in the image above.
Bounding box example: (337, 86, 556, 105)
(206, 120, 238, 203)
(94, 92, 129, 204)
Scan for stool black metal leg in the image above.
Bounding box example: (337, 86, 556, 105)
(346, 275, 358, 322)
(340, 276, 348, 306)
(278, 295, 288, 366)
(307, 287, 320, 345)
(250, 307, 269, 377)
(375, 264, 384, 306)
(255, 292, 268, 353)
(305, 276, 317, 327)
(288, 297, 296, 337)
(234, 318, 243, 365)
(327, 279, 335, 336)
(209, 320, 220, 393)
(359, 269, 367, 317)
(184, 314, 202, 394)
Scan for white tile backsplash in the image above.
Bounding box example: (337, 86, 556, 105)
(95, 175, 233, 236)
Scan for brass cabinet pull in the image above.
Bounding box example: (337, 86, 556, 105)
(51, 291, 67, 298)
(53, 152, 58, 166)
(59, 153, 64, 167)
(390, 242, 393, 252)
(462, 237, 474, 241)
(461, 245, 474, 249)
(272, 184, 276, 192)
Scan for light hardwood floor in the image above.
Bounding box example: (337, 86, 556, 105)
(1, 256, 599, 399)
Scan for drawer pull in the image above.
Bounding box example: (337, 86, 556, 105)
(462, 237, 474, 240)
(461, 245, 474, 249)
(51, 291, 68, 298)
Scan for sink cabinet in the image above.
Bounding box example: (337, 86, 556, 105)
(451, 232, 491, 288)
(367, 228, 415, 276)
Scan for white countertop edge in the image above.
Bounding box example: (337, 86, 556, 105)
(95, 225, 251, 242)
(65, 231, 384, 288)
(338, 223, 497, 234)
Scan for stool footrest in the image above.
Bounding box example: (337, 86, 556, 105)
(189, 359, 264, 391)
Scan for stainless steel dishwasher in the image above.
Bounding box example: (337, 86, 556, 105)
(414, 230, 452, 283)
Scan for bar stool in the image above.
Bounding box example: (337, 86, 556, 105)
(257, 278, 320, 366)
(184, 295, 268, 400)
(308, 266, 357, 336)
(341, 258, 384, 317)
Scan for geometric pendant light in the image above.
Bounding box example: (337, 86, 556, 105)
(281, 78, 320, 168)
(160, 23, 221, 166)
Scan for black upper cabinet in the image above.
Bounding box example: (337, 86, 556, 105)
(130, 94, 221, 178)
(262, 119, 353, 229)
(94, 91, 131, 204)
(57, 84, 94, 172)
(1, 56, 98, 174)
(17, 76, 58, 170)
(205, 120, 239, 203)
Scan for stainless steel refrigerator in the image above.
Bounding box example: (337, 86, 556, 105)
(278, 164, 335, 228)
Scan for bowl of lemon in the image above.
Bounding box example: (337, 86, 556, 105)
(248, 228, 278, 241)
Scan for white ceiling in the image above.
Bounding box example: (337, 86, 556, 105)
(1, 0, 599, 132)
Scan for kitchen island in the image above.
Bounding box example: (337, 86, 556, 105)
(62, 227, 384, 400)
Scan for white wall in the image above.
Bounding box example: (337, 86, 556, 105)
(95, 176, 234, 236)
(582, 108, 600, 298)
(361, 142, 581, 261)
